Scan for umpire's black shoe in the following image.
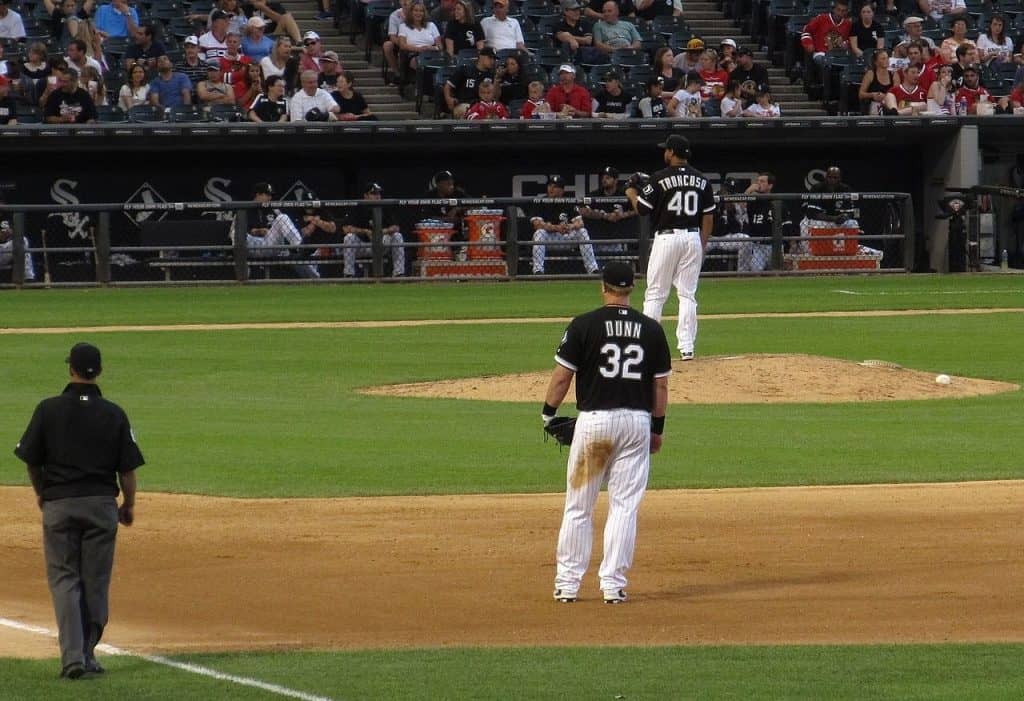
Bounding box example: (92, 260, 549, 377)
(84, 655, 106, 674)
(60, 662, 85, 679)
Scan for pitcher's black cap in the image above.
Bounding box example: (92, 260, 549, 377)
(602, 262, 634, 288)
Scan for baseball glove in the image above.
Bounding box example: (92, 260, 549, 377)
(626, 172, 650, 191)
(544, 416, 576, 447)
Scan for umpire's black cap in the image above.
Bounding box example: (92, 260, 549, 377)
(658, 134, 691, 159)
(602, 262, 634, 288)
(66, 342, 102, 379)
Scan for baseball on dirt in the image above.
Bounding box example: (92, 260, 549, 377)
(935, 374, 952, 385)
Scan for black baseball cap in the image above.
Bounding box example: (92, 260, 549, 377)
(211, 9, 230, 21)
(478, 47, 496, 58)
(66, 342, 101, 379)
(365, 181, 382, 194)
(602, 262, 634, 288)
(547, 174, 565, 186)
(658, 134, 691, 158)
(601, 166, 619, 177)
(736, 46, 753, 57)
(253, 182, 274, 196)
(434, 170, 454, 183)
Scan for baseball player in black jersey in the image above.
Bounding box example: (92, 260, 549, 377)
(543, 262, 672, 604)
(625, 134, 715, 360)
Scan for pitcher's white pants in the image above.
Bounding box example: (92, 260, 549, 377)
(643, 230, 703, 355)
(554, 409, 652, 596)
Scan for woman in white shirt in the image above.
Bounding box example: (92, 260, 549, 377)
(397, 2, 441, 73)
(118, 63, 150, 110)
(976, 14, 1014, 64)
(743, 90, 781, 118)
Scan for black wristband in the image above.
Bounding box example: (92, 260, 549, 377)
(651, 416, 665, 435)
(542, 403, 558, 417)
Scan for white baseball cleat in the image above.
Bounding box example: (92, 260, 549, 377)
(680, 352, 694, 361)
(603, 589, 627, 604)
(553, 589, 577, 603)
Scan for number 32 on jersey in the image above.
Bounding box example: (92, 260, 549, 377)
(600, 343, 644, 380)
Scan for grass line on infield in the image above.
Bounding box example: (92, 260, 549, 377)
(4, 643, 1023, 700)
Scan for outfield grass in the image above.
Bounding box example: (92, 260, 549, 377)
(4, 644, 1024, 701)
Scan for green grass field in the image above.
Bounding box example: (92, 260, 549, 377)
(2, 275, 1022, 699)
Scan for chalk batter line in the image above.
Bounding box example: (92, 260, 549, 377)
(1, 308, 1022, 335)
(0, 617, 335, 701)
(835, 289, 1023, 296)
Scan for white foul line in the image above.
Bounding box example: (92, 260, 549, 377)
(835, 288, 1024, 296)
(0, 617, 335, 701)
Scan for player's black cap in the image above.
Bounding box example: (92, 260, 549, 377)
(66, 342, 101, 379)
(433, 170, 454, 183)
(547, 174, 565, 186)
(602, 262, 634, 288)
(253, 182, 274, 196)
(601, 166, 619, 177)
(657, 134, 691, 158)
(365, 181, 382, 194)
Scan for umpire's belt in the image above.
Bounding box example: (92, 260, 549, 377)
(656, 229, 700, 236)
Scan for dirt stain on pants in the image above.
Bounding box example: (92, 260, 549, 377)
(571, 440, 614, 489)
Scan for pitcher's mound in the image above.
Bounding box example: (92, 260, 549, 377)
(362, 354, 1019, 404)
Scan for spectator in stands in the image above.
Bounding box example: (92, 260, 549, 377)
(520, 79, 554, 118)
(718, 38, 737, 67)
(667, 71, 703, 117)
(530, 174, 599, 275)
(593, 69, 632, 118)
(197, 62, 236, 106)
(123, 23, 166, 71)
(730, 46, 769, 107)
(398, 2, 442, 74)
(203, 0, 247, 35)
(331, 70, 375, 120)
(200, 10, 231, 64)
(743, 88, 780, 117)
(858, 48, 892, 114)
(555, 0, 598, 64)
(652, 47, 684, 93)
(444, 45, 495, 118)
(218, 31, 253, 100)
(242, 0, 301, 43)
(637, 76, 666, 117)
(66, 39, 104, 78)
(673, 38, 706, 73)
(444, 0, 484, 57)
(45, 0, 98, 47)
(921, 0, 965, 23)
(800, 0, 851, 88)
(259, 35, 297, 91)
(317, 51, 341, 89)
(592, 0, 641, 54)
(236, 62, 262, 108)
(583, 0, 635, 23)
(545, 63, 591, 117)
(977, 14, 1013, 65)
(849, 3, 884, 59)
(117, 61, 149, 109)
(951, 43, 979, 84)
(698, 49, 728, 102)
(955, 64, 990, 114)
(242, 16, 274, 62)
(896, 16, 935, 53)
(883, 63, 927, 114)
(342, 182, 405, 278)
(579, 165, 635, 256)
(926, 63, 956, 113)
(300, 30, 325, 73)
(429, 0, 456, 29)
(17, 43, 50, 104)
(36, 57, 68, 109)
(465, 77, 509, 118)
(80, 64, 105, 105)
(247, 73, 287, 120)
(497, 51, 526, 103)
(383, 0, 412, 85)
(240, 182, 320, 279)
(1001, 77, 1024, 112)
(314, 0, 332, 21)
(93, 0, 141, 40)
(0, 207, 34, 280)
(44, 66, 97, 123)
(0, 75, 17, 124)
(940, 17, 972, 58)
(481, 0, 526, 52)
(0, 0, 23, 40)
(634, 0, 680, 21)
(176, 35, 209, 95)
(719, 80, 743, 117)
(289, 68, 339, 120)
(149, 54, 193, 107)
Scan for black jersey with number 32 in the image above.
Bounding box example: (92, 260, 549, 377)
(635, 164, 716, 232)
(555, 304, 672, 412)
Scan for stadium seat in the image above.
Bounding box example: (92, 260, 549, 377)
(96, 105, 128, 123)
(129, 104, 166, 122)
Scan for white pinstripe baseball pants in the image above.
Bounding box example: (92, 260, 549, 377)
(554, 409, 651, 597)
(247, 214, 319, 279)
(643, 230, 703, 355)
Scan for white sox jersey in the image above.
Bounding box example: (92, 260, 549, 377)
(635, 165, 716, 232)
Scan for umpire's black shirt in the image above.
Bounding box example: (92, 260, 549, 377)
(15, 383, 145, 502)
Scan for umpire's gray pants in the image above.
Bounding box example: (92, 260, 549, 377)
(42, 496, 119, 670)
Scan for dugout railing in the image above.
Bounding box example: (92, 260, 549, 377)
(0, 192, 914, 287)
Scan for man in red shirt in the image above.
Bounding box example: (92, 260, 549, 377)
(465, 78, 510, 119)
(799, 0, 851, 89)
(882, 63, 927, 115)
(954, 66, 991, 114)
(217, 30, 252, 102)
(545, 63, 592, 118)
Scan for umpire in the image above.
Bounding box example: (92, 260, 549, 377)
(14, 342, 144, 679)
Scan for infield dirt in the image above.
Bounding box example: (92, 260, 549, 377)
(2, 481, 1022, 658)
